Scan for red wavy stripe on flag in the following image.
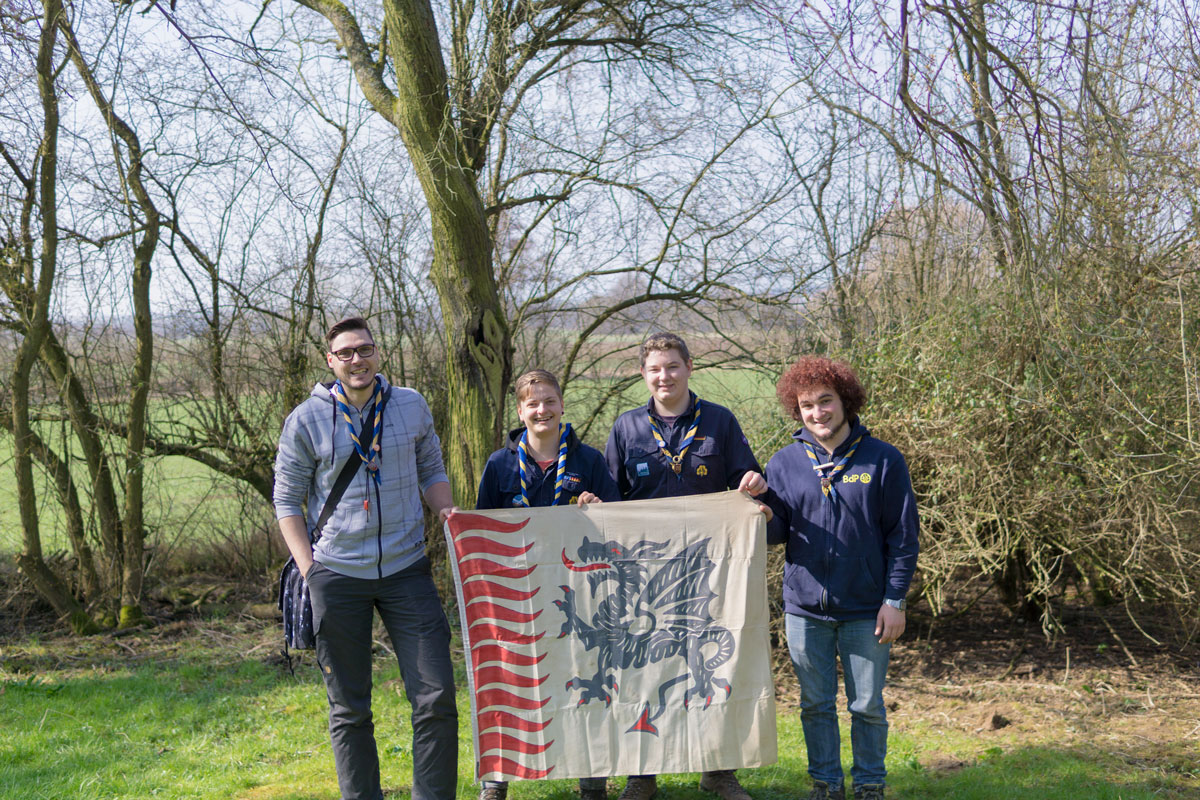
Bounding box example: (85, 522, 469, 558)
(449, 514, 530, 537)
(471, 643, 545, 670)
(468, 622, 544, 645)
(479, 755, 554, 780)
(454, 536, 534, 559)
(479, 730, 554, 756)
(477, 709, 551, 733)
(462, 580, 540, 604)
(476, 687, 550, 711)
(473, 665, 547, 689)
(463, 600, 541, 625)
(457, 559, 536, 581)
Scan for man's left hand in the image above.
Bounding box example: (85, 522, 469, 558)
(438, 506, 460, 523)
(738, 471, 767, 496)
(737, 472, 772, 521)
(875, 603, 906, 644)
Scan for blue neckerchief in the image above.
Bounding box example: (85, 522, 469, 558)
(804, 433, 863, 502)
(648, 400, 701, 477)
(331, 377, 383, 489)
(515, 423, 570, 507)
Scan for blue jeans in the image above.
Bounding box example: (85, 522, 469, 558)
(785, 613, 890, 789)
(308, 558, 459, 800)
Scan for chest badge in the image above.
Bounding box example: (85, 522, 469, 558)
(696, 465, 708, 477)
(636, 462, 650, 477)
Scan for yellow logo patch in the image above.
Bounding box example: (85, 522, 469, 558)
(696, 465, 709, 477)
(842, 472, 872, 484)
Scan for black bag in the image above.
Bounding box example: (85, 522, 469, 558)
(277, 387, 391, 652)
(279, 556, 317, 650)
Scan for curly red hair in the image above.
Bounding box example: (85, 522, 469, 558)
(776, 356, 866, 421)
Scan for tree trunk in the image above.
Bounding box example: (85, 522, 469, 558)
(38, 330, 126, 562)
(13, 416, 103, 600)
(120, 225, 156, 627)
(9, 0, 95, 634)
(61, 13, 162, 626)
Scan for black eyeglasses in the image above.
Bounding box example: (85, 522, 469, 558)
(331, 344, 376, 361)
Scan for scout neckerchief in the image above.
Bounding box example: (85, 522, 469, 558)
(515, 422, 571, 507)
(648, 399, 701, 475)
(805, 431, 864, 502)
(331, 377, 383, 509)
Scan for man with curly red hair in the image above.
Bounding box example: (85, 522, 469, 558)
(763, 356, 919, 800)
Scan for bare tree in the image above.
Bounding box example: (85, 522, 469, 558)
(754, 0, 1200, 630)
(280, 0, 784, 500)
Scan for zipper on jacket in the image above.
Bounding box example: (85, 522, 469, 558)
(821, 453, 834, 614)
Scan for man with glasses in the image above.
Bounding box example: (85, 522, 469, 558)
(274, 316, 459, 800)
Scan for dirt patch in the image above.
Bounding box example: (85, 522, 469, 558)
(772, 599, 1200, 786)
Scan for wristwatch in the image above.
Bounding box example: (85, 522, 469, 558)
(883, 598, 906, 611)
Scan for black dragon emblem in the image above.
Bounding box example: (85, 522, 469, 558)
(554, 536, 735, 735)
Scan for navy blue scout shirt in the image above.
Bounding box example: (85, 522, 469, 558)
(477, 427, 620, 510)
(763, 419, 919, 622)
(604, 393, 762, 500)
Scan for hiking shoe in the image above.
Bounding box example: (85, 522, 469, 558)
(852, 785, 884, 800)
(618, 776, 658, 800)
(805, 781, 845, 800)
(479, 784, 508, 800)
(699, 770, 751, 800)
(580, 783, 608, 800)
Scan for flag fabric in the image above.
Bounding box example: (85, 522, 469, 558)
(444, 490, 777, 782)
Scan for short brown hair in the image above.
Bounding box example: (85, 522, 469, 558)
(514, 369, 562, 402)
(776, 356, 867, 421)
(326, 316, 373, 346)
(639, 332, 690, 366)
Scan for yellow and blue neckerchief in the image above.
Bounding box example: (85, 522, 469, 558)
(648, 400, 701, 475)
(331, 377, 383, 496)
(805, 433, 864, 502)
(515, 423, 571, 507)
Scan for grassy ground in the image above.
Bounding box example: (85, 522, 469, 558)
(2, 606, 1196, 800)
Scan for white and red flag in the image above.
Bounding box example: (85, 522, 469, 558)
(444, 490, 777, 782)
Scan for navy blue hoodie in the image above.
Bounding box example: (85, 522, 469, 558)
(476, 427, 620, 510)
(764, 420, 919, 621)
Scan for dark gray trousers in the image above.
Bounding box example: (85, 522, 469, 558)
(308, 558, 458, 800)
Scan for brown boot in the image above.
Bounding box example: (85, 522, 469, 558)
(699, 770, 751, 800)
(618, 776, 658, 800)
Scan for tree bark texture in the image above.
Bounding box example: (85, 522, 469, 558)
(9, 0, 91, 629)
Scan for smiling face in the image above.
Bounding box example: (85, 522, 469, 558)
(640, 347, 693, 416)
(517, 381, 564, 439)
(326, 327, 380, 403)
(795, 384, 849, 451)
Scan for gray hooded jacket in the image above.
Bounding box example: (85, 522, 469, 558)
(273, 376, 448, 579)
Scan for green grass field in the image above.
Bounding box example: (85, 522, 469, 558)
(2, 615, 1193, 800)
(0, 449, 270, 557)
